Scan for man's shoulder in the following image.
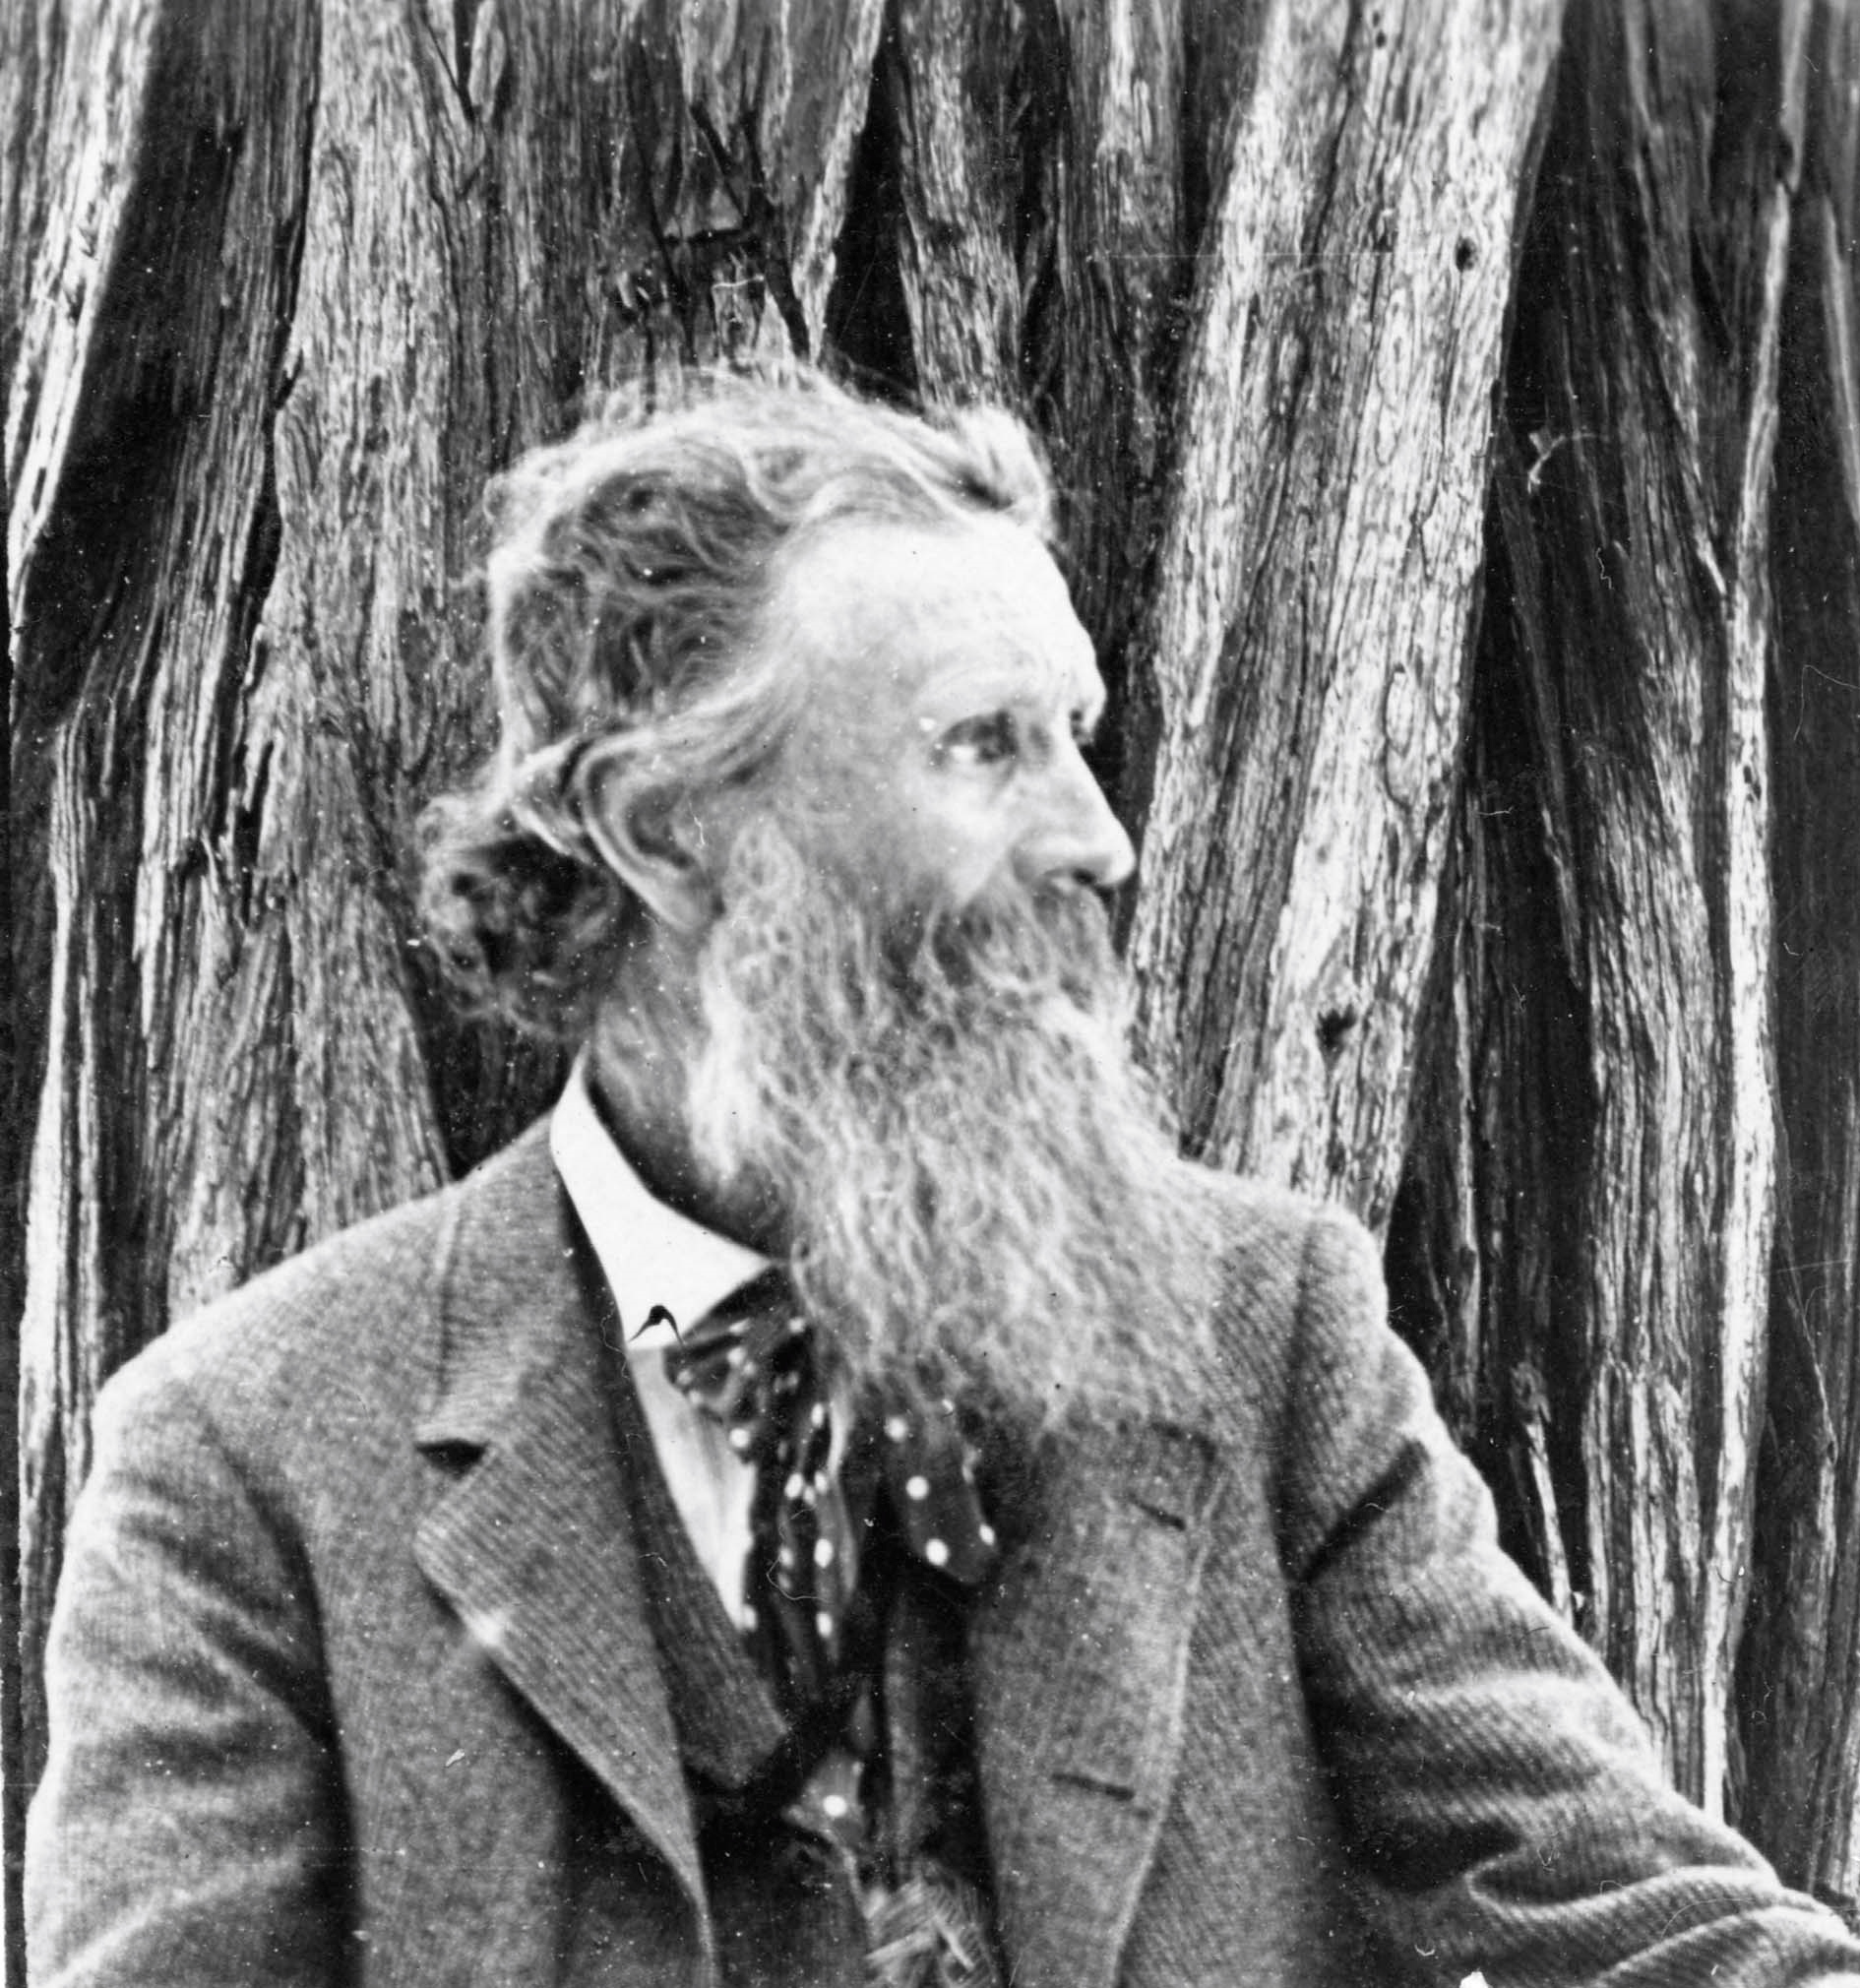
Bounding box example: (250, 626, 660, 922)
(103, 1118, 562, 1448)
(1197, 1165, 1381, 1317)
(1187, 1166, 1391, 1424)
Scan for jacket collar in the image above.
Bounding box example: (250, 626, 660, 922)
(409, 1123, 713, 1957)
(406, 1125, 1227, 1988)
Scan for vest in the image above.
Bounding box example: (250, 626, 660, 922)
(606, 1348, 1002, 1988)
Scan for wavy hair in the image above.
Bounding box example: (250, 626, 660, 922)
(418, 366, 1055, 1036)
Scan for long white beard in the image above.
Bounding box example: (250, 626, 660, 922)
(684, 821, 1227, 1430)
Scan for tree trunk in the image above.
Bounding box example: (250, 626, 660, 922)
(12, 0, 1860, 1969)
(1124, 0, 1561, 1234)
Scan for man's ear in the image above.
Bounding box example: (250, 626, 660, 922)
(576, 745, 716, 937)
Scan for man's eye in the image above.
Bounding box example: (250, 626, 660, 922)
(939, 713, 1021, 768)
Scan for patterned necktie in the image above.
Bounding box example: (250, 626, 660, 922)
(660, 1269, 998, 1716)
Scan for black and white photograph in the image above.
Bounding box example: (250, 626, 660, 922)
(6, 2, 1860, 1983)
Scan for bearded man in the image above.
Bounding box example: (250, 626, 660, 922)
(27, 371, 1860, 1988)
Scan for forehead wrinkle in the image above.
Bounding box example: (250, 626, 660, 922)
(884, 572, 1103, 728)
(911, 639, 1101, 724)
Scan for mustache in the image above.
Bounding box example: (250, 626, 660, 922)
(898, 883, 1114, 982)
(804, 882, 1125, 1042)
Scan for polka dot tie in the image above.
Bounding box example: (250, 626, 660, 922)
(661, 1269, 998, 1717)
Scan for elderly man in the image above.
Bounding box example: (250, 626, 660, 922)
(27, 370, 1860, 1988)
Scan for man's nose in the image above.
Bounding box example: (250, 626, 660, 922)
(1021, 745, 1137, 893)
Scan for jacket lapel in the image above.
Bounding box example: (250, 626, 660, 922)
(971, 1415, 1228, 1988)
(408, 1128, 710, 1932)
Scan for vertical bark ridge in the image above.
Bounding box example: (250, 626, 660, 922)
(0, 1, 67, 404)
(1742, 0, 1860, 1901)
(884, 0, 1024, 406)
(1020, 0, 1191, 831)
(1386, 437, 1594, 1620)
(1126, 0, 1561, 1231)
(671, 0, 885, 356)
(9, 0, 320, 1790)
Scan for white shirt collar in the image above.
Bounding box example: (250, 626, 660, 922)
(549, 1054, 770, 1352)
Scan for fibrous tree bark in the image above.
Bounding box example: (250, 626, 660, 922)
(884, 0, 1023, 404)
(1397, 0, 1805, 1822)
(1125, 0, 1561, 1236)
(0, 18, 33, 1964)
(1021, 0, 1185, 755)
(12, 0, 329, 1804)
(1741, 0, 1860, 1906)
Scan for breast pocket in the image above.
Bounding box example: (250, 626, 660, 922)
(976, 1422, 1223, 1817)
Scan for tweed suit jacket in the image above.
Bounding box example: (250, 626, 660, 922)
(28, 1122, 1860, 1988)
